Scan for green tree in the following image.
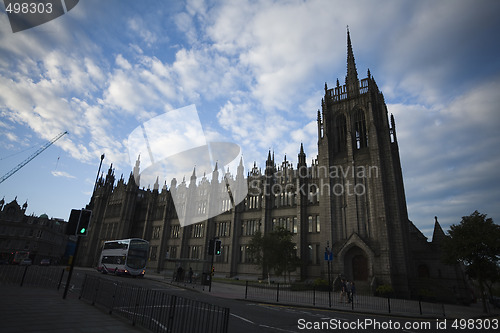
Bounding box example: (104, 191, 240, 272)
(442, 211, 500, 312)
(248, 227, 300, 283)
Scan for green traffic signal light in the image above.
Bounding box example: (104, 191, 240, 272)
(215, 240, 221, 256)
(76, 209, 92, 236)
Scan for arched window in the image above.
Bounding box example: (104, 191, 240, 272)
(335, 114, 347, 152)
(353, 109, 368, 149)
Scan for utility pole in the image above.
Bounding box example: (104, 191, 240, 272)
(325, 242, 333, 307)
(89, 154, 105, 210)
(63, 209, 92, 299)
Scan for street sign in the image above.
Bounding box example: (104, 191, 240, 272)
(324, 248, 333, 261)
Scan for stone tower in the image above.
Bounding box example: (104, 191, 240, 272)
(317, 30, 412, 296)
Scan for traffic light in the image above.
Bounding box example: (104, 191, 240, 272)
(66, 209, 81, 235)
(215, 239, 222, 256)
(77, 209, 92, 236)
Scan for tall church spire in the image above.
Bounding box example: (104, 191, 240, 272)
(346, 27, 359, 95)
(133, 155, 141, 186)
(190, 167, 197, 184)
(297, 143, 306, 167)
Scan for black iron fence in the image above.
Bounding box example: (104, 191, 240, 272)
(0, 264, 65, 289)
(244, 281, 450, 317)
(80, 274, 230, 333)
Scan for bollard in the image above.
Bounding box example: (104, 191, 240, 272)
(57, 268, 65, 290)
(79, 274, 88, 300)
(20, 265, 28, 287)
(167, 295, 177, 332)
(109, 282, 119, 314)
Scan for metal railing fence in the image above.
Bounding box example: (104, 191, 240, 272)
(0, 264, 65, 289)
(244, 281, 450, 317)
(80, 274, 230, 333)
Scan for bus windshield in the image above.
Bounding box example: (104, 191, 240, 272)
(127, 240, 148, 269)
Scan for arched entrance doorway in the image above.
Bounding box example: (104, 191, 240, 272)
(352, 254, 368, 281)
(343, 246, 369, 281)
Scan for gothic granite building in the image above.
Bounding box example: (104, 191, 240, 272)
(78, 31, 469, 302)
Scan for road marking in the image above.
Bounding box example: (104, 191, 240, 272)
(259, 324, 298, 332)
(231, 313, 255, 324)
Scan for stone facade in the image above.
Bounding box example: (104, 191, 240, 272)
(78, 31, 470, 302)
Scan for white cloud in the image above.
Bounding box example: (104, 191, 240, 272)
(115, 54, 132, 70)
(1, 0, 499, 229)
(127, 17, 158, 47)
(391, 75, 500, 234)
(51, 170, 76, 179)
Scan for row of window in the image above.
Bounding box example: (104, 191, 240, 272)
(271, 215, 320, 234)
(0, 225, 64, 243)
(0, 238, 62, 252)
(152, 226, 161, 239)
(175, 188, 321, 217)
(242, 219, 260, 236)
(192, 224, 204, 238)
(157, 243, 323, 265)
(167, 215, 320, 240)
(272, 217, 297, 233)
(243, 191, 320, 210)
(216, 221, 230, 237)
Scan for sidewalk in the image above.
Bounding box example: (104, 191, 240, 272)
(2, 270, 498, 333)
(145, 271, 247, 300)
(0, 285, 150, 333)
(144, 271, 500, 320)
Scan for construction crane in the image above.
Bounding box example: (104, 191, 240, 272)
(0, 131, 68, 184)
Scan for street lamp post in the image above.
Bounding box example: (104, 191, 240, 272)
(325, 241, 333, 307)
(89, 154, 104, 210)
(93, 154, 105, 194)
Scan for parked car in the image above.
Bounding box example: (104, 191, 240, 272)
(40, 258, 51, 266)
(19, 258, 32, 266)
(0, 258, 9, 265)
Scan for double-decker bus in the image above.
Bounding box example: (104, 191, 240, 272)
(97, 238, 149, 276)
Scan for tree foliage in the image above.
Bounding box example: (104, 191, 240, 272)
(248, 227, 300, 282)
(442, 210, 500, 311)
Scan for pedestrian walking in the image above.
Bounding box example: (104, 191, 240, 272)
(176, 265, 184, 282)
(188, 267, 194, 283)
(340, 279, 347, 303)
(346, 280, 352, 303)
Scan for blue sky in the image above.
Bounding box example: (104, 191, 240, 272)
(1, 0, 499, 239)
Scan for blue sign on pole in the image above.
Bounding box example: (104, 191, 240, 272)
(324, 249, 333, 261)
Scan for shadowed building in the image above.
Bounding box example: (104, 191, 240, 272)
(78, 31, 469, 302)
(0, 197, 68, 265)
